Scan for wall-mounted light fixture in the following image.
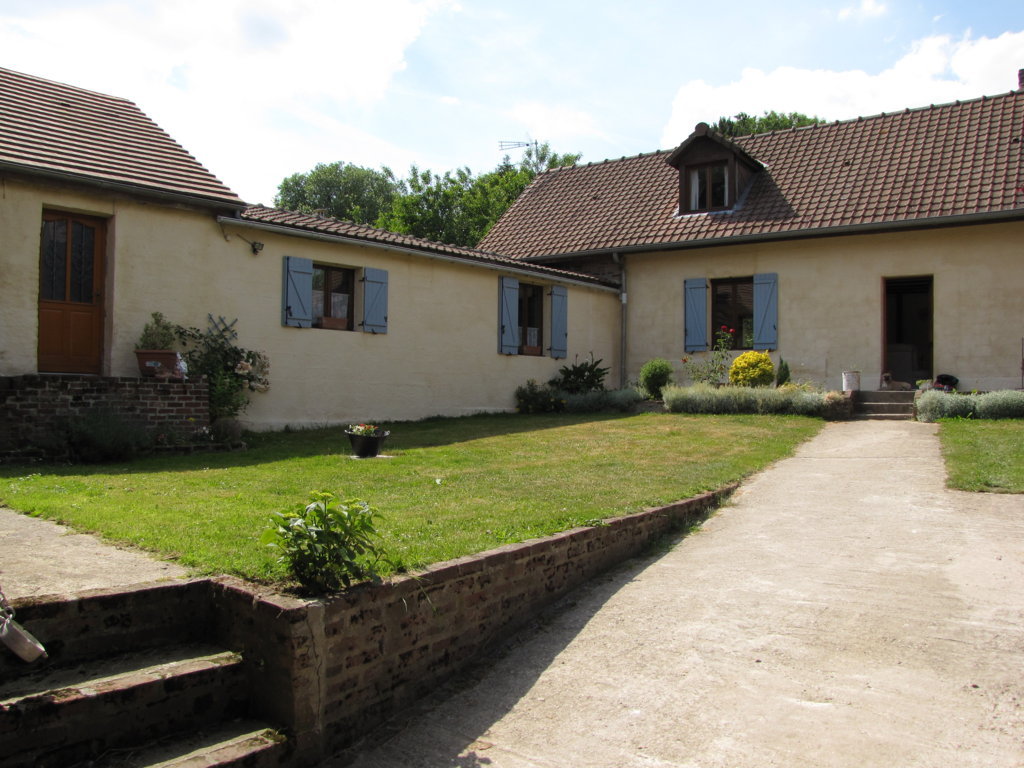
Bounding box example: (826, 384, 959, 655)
(234, 233, 265, 255)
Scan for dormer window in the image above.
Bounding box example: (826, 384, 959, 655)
(667, 123, 763, 216)
(687, 163, 728, 211)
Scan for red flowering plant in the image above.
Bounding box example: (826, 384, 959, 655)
(681, 325, 735, 385)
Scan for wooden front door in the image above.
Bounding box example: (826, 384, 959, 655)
(38, 211, 106, 374)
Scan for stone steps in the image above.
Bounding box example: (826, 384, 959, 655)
(0, 583, 289, 767)
(852, 390, 917, 420)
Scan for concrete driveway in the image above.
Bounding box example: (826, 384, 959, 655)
(332, 420, 1024, 767)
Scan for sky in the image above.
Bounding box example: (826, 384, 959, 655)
(2, 1, 1023, 206)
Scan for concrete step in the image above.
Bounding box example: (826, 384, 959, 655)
(852, 390, 916, 419)
(0, 644, 248, 767)
(853, 389, 917, 404)
(93, 719, 289, 767)
(852, 413, 915, 421)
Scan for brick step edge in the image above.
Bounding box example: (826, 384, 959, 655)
(96, 720, 289, 768)
(0, 644, 241, 706)
(1, 648, 247, 765)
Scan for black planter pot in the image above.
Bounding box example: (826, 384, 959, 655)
(345, 431, 389, 458)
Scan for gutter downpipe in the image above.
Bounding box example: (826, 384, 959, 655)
(613, 252, 627, 388)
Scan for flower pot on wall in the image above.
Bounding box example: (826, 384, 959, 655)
(135, 350, 183, 378)
(345, 431, 390, 458)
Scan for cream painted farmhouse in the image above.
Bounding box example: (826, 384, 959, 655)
(1, 65, 1022, 439)
(481, 70, 1024, 393)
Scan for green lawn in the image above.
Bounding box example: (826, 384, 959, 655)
(0, 413, 822, 583)
(938, 419, 1024, 493)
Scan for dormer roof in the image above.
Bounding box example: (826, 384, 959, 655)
(479, 88, 1024, 259)
(665, 122, 763, 171)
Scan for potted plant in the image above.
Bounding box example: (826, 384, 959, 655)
(135, 312, 183, 378)
(344, 423, 390, 458)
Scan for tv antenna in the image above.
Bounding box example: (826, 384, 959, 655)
(499, 140, 539, 152)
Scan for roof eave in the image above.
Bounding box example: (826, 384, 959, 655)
(219, 216, 619, 292)
(521, 208, 1024, 262)
(0, 161, 246, 213)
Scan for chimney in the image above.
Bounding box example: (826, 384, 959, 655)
(1019, 68, 1024, 91)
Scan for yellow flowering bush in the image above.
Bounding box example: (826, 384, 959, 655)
(728, 351, 775, 387)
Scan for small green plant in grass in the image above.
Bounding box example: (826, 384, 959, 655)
(262, 490, 385, 592)
(639, 358, 674, 399)
(729, 351, 774, 387)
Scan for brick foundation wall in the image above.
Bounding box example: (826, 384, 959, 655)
(0, 374, 209, 454)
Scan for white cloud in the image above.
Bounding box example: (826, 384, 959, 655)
(507, 101, 609, 144)
(660, 30, 1024, 147)
(0, 0, 455, 202)
(838, 0, 887, 22)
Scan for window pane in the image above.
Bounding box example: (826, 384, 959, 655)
(710, 165, 726, 208)
(690, 168, 704, 210)
(69, 221, 95, 303)
(312, 267, 325, 321)
(40, 220, 67, 300)
(711, 278, 754, 349)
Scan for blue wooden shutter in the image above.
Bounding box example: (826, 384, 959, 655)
(361, 268, 388, 334)
(753, 272, 778, 350)
(499, 276, 519, 354)
(282, 256, 313, 328)
(549, 285, 568, 359)
(684, 278, 708, 352)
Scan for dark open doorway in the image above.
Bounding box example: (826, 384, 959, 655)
(884, 276, 932, 385)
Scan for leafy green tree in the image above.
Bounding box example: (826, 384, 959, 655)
(275, 143, 580, 247)
(711, 110, 825, 137)
(377, 143, 581, 246)
(274, 162, 401, 225)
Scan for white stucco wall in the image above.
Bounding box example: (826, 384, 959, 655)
(623, 222, 1024, 392)
(1, 177, 621, 429)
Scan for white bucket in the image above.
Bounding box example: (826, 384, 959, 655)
(1, 615, 47, 662)
(842, 370, 861, 391)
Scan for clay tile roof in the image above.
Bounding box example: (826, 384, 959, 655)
(238, 205, 614, 286)
(0, 66, 243, 209)
(480, 89, 1024, 259)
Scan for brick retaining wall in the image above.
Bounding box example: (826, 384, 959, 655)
(9, 486, 734, 765)
(209, 485, 736, 762)
(0, 374, 209, 454)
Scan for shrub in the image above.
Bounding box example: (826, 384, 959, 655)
(67, 409, 153, 462)
(564, 388, 643, 413)
(775, 358, 791, 387)
(663, 384, 840, 418)
(916, 390, 974, 421)
(975, 390, 1024, 419)
(549, 353, 610, 394)
(917, 390, 1024, 422)
(175, 316, 270, 420)
(515, 379, 566, 413)
(680, 327, 733, 385)
(262, 490, 385, 592)
(729, 351, 775, 387)
(639, 358, 674, 399)
(135, 311, 177, 350)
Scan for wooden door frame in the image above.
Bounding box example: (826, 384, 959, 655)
(37, 210, 107, 374)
